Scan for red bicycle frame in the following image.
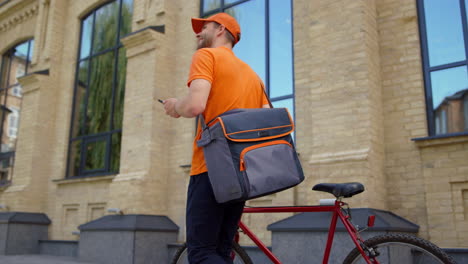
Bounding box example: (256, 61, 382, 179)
(236, 200, 375, 264)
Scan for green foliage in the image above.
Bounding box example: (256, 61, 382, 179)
(70, 0, 132, 176)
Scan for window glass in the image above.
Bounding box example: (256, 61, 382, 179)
(111, 132, 121, 171)
(200, 0, 295, 139)
(86, 51, 114, 134)
(120, 0, 133, 38)
(430, 66, 468, 134)
(8, 108, 19, 138)
(272, 98, 294, 120)
(228, 0, 266, 82)
(80, 15, 93, 59)
(10, 42, 29, 86)
(269, 0, 293, 98)
(424, 0, 465, 67)
(430, 66, 468, 109)
(0, 39, 33, 183)
(418, 0, 468, 135)
(68, 0, 132, 177)
(203, 0, 221, 13)
(435, 109, 447, 134)
(225, 0, 244, 5)
(84, 139, 106, 170)
(92, 1, 119, 54)
(72, 61, 89, 138)
(27, 39, 34, 63)
(14, 42, 28, 59)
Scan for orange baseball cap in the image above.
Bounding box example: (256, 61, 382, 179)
(191, 13, 241, 44)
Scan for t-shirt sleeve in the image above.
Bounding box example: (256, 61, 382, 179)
(187, 49, 214, 87)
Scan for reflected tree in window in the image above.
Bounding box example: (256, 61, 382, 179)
(67, 0, 132, 177)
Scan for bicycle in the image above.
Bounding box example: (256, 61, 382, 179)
(171, 182, 456, 263)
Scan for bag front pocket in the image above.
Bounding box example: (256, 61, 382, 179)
(240, 140, 302, 198)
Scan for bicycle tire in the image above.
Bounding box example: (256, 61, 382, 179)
(170, 242, 253, 264)
(342, 233, 456, 264)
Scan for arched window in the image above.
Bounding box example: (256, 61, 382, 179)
(0, 39, 34, 184)
(67, 0, 133, 177)
(200, 0, 295, 125)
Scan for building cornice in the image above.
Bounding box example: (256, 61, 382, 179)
(17, 69, 49, 94)
(121, 26, 165, 58)
(0, 0, 39, 33)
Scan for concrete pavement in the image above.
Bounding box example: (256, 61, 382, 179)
(0, 255, 95, 264)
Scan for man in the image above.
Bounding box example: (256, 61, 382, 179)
(163, 12, 269, 263)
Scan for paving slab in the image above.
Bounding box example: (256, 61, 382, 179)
(0, 255, 95, 264)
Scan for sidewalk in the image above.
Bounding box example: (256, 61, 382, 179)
(0, 255, 95, 264)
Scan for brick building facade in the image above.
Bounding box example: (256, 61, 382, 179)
(0, 0, 467, 250)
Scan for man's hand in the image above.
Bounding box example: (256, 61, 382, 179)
(163, 98, 181, 118)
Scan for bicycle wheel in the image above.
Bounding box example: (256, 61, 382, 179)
(170, 242, 253, 264)
(342, 233, 456, 264)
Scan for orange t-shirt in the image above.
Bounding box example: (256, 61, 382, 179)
(187, 46, 269, 176)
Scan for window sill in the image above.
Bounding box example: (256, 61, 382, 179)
(53, 174, 116, 186)
(412, 131, 468, 148)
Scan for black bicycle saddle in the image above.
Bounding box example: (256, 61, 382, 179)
(312, 182, 365, 198)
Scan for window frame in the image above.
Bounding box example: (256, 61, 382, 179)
(199, 0, 296, 120)
(0, 39, 34, 185)
(7, 106, 19, 138)
(417, 0, 468, 136)
(66, 0, 131, 178)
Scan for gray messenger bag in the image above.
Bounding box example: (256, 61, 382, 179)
(197, 107, 304, 203)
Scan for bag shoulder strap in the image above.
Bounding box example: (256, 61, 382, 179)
(259, 79, 274, 108)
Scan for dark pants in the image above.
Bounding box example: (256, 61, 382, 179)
(186, 172, 245, 264)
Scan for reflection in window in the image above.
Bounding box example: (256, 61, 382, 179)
(418, 0, 468, 135)
(200, 0, 295, 122)
(0, 39, 34, 184)
(435, 108, 447, 135)
(67, 0, 132, 177)
(203, 0, 220, 13)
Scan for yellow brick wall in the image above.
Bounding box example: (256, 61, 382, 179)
(0, 0, 43, 211)
(295, 0, 386, 211)
(415, 138, 468, 247)
(0, 0, 467, 248)
(377, 0, 431, 240)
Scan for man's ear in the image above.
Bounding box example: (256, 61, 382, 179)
(216, 24, 226, 37)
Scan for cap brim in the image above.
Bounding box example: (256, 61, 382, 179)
(191, 18, 208, 34)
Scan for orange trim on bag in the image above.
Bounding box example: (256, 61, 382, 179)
(219, 120, 295, 143)
(226, 124, 293, 136)
(239, 140, 293, 171)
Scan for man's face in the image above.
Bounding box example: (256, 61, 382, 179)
(196, 22, 217, 49)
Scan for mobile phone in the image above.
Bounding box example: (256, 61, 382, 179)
(157, 99, 164, 104)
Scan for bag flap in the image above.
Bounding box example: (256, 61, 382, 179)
(217, 108, 294, 142)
